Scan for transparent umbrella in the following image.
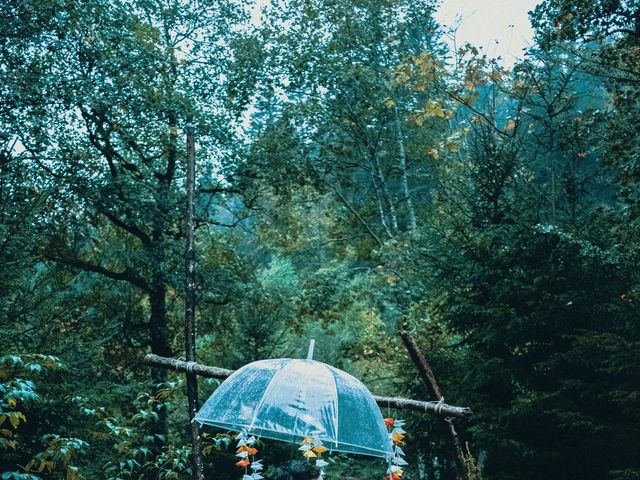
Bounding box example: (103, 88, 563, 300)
(194, 345, 393, 458)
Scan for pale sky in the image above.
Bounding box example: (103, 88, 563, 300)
(434, 0, 542, 65)
(251, 0, 541, 66)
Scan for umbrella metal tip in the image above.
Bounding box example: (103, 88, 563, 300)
(307, 339, 316, 360)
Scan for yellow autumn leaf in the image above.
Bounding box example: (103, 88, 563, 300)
(384, 98, 395, 108)
(424, 100, 446, 118)
(414, 51, 430, 67)
(393, 65, 411, 85)
(303, 449, 317, 458)
(67, 466, 80, 480)
(154, 388, 172, 401)
(303, 437, 314, 444)
(39, 460, 55, 473)
(9, 413, 20, 429)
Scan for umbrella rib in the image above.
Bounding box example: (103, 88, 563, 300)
(329, 367, 339, 449)
(247, 361, 284, 432)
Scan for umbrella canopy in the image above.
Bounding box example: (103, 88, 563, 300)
(194, 357, 393, 458)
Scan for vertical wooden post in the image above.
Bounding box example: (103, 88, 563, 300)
(185, 126, 205, 480)
(399, 330, 468, 480)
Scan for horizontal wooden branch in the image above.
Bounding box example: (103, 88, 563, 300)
(375, 395, 472, 417)
(143, 354, 472, 418)
(144, 353, 234, 379)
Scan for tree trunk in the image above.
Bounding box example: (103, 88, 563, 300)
(399, 330, 468, 480)
(148, 113, 176, 439)
(184, 126, 205, 480)
(393, 105, 417, 231)
(149, 272, 172, 439)
(367, 149, 398, 237)
(376, 190, 395, 240)
(548, 114, 557, 224)
(150, 276, 172, 368)
(374, 153, 399, 235)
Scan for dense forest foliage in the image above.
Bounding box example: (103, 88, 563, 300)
(1, 0, 639, 479)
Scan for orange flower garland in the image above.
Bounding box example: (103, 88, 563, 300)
(385, 418, 408, 480)
(235, 430, 264, 480)
(299, 437, 329, 472)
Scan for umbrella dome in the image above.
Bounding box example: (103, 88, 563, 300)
(194, 357, 393, 458)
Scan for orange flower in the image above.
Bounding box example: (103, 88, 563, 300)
(386, 475, 402, 480)
(236, 445, 259, 456)
(384, 418, 395, 427)
(303, 437, 314, 444)
(312, 446, 328, 454)
(235, 459, 250, 468)
(391, 433, 405, 443)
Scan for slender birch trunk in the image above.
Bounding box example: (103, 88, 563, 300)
(370, 150, 398, 236)
(394, 105, 417, 231)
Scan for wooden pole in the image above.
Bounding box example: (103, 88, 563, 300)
(142, 354, 473, 418)
(185, 126, 205, 480)
(399, 330, 468, 480)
